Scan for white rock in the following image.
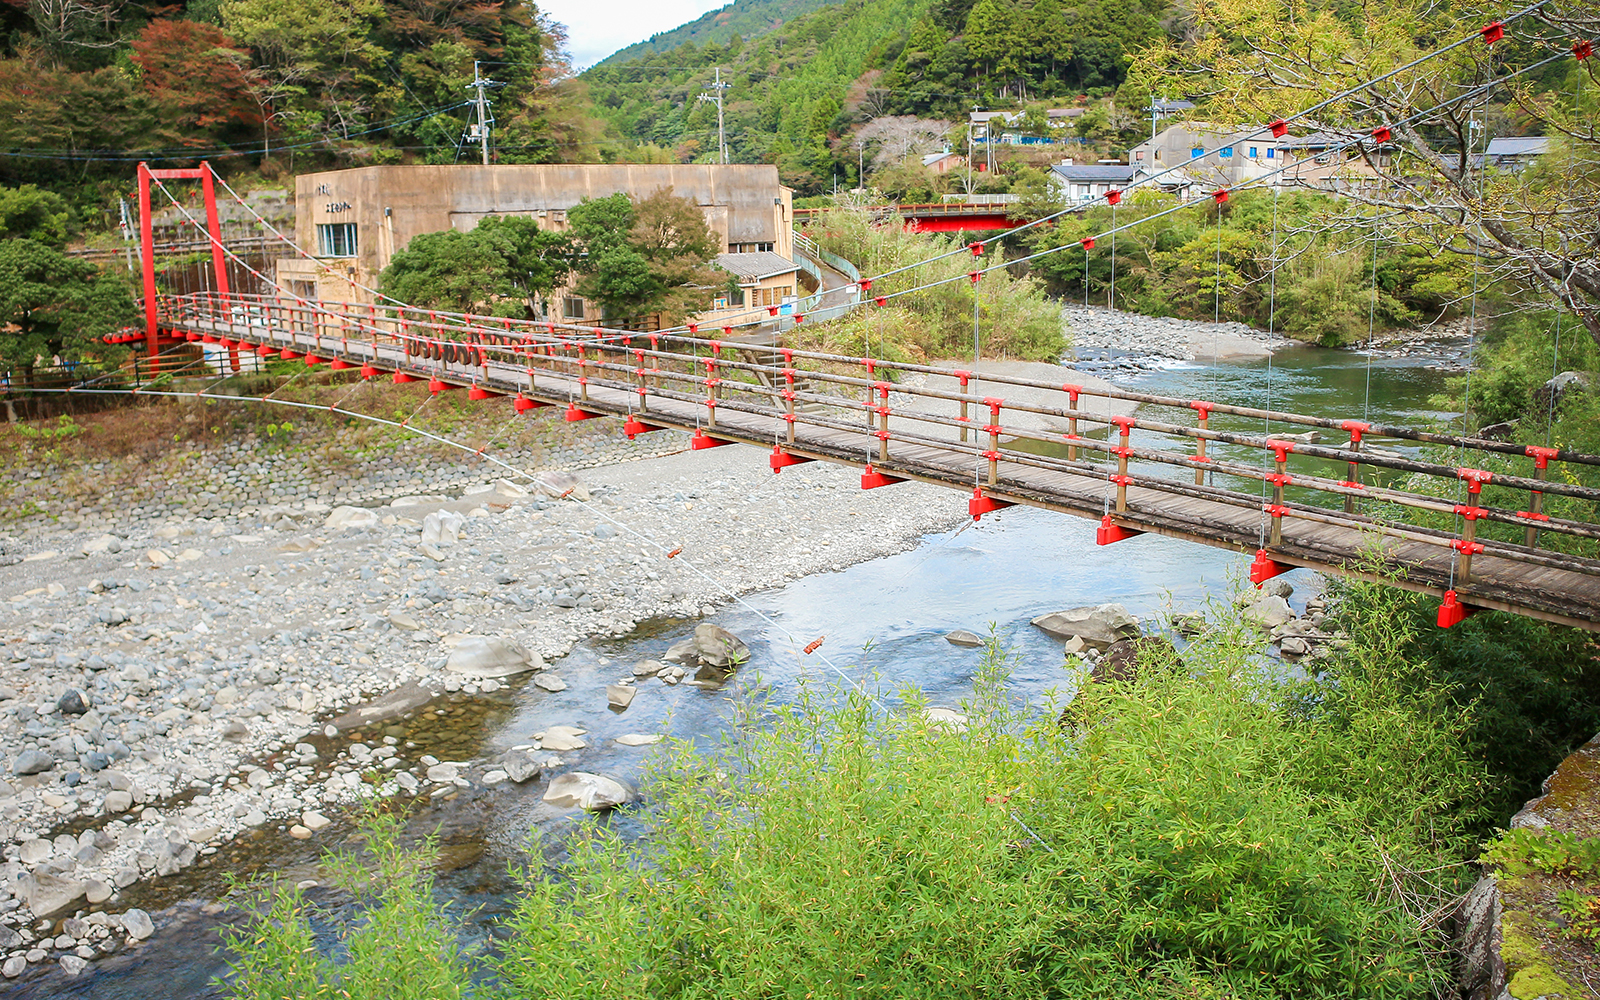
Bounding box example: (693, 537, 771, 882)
(426, 763, 459, 783)
(289, 825, 312, 840)
(122, 908, 154, 941)
(300, 811, 331, 832)
(923, 708, 969, 733)
(538, 726, 587, 751)
(533, 674, 568, 692)
(542, 772, 634, 811)
(324, 505, 380, 530)
(606, 684, 636, 710)
(614, 733, 662, 747)
(481, 770, 509, 785)
(445, 636, 542, 678)
(420, 510, 465, 547)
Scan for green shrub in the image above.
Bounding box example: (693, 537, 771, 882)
(218, 809, 469, 1000)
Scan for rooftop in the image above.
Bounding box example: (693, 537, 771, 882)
(1486, 136, 1551, 157)
(1051, 163, 1138, 182)
(714, 251, 799, 282)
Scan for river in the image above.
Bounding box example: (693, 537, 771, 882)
(16, 338, 1464, 999)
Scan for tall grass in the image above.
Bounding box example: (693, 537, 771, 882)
(804, 205, 1067, 363)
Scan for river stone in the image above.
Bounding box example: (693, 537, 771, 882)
(324, 505, 379, 530)
(1031, 604, 1140, 648)
(388, 612, 420, 631)
(58, 688, 89, 715)
(0, 926, 19, 950)
(420, 510, 465, 547)
(60, 955, 88, 977)
(606, 684, 636, 710)
(543, 772, 635, 811)
(924, 708, 969, 733)
(82, 534, 123, 556)
(85, 880, 113, 904)
(501, 753, 541, 784)
(19, 838, 51, 865)
(103, 791, 133, 814)
(12, 749, 55, 775)
(493, 479, 529, 499)
(1242, 595, 1294, 629)
(690, 623, 750, 668)
(19, 871, 86, 919)
(0, 956, 20, 978)
(631, 660, 664, 677)
(1092, 637, 1181, 685)
(121, 908, 154, 941)
(533, 674, 568, 692)
(1279, 636, 1312, 657)
(615, 734, 662, 747)
(445, 637, 542, 678)
(944, 630, 984, 647)
(301, 811, 331, 832)
(538, 726, 587, 751)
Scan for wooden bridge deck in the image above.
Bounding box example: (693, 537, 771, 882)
(157, 315, 1600, 632)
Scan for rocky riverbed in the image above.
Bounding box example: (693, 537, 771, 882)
(1064, 304, 1291, 364)
(0, 427, 966, 981)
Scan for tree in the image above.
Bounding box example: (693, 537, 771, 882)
(0, 239, 134, 384)
(129, 20, 259, 144)
(566, 189, 721, 327)
(1130, 0, 1600, 348)
(0, 184, 71, 244)
(378, 216, 570, 317)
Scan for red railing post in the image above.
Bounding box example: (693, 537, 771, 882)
(1524, 446, 1558, 547)
(1190, 401, 1213, 484)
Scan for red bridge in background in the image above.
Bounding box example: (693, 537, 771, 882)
(795, 202, 1030, 233)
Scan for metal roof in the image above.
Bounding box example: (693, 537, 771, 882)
(1486, 136, 1550, 157)
(714, 251, 799, 282)
(1050, 164, 1138, 182)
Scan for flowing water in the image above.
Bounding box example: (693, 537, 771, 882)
(18, 338, 1465, 999)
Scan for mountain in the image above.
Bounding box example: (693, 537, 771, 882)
(596, 0, 846, 66)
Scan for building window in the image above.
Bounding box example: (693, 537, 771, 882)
(289, 280, 316, 301)
(317, 223, 357, 258)
(1220, 147, 1233, 158)
(1134, 150, 1144, 160)
(1267, 148, 1276, 159)
(1190, 147, 1204, 159)
(562, 296, 585, 319)
(1248, 146, 1258, 158)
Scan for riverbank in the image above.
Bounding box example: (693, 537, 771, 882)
(1063, 304, 1291, 362)
(0, 416, 974, 980)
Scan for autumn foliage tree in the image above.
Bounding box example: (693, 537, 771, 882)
(129, 20, 259, 144)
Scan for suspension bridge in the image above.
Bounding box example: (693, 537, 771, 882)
(29, 10, 1596, 634)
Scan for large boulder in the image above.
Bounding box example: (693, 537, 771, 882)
(663, 625, 751, 671)
(1031, 604, 1140, 648)
(543, 772, 635, 811)
(1241, 595, 1295, 630)
(19, 871, 86, 919)
(1091, 636, 1181, 685)
(421, 510, 465, 547)
(1534, 371, 1592, 414)
(324, 505, 379, 530)
(444, 636, 543, 678)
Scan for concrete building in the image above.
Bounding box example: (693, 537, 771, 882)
(278, 164, 795, 316)
(1126, 123, 1295, 189)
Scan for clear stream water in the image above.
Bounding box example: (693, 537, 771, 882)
(17, 341, 1463, 999)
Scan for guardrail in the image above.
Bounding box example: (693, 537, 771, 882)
(143, 290, 1600, 628)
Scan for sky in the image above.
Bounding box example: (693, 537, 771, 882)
(540, 0, 732, 69)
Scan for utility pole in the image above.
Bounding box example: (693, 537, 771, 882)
(466, 61, 498, 165)
(697, 67, 729, 163)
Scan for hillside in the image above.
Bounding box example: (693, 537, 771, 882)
(582, 0, 1176, 194)
(597, 0, 845, 66)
